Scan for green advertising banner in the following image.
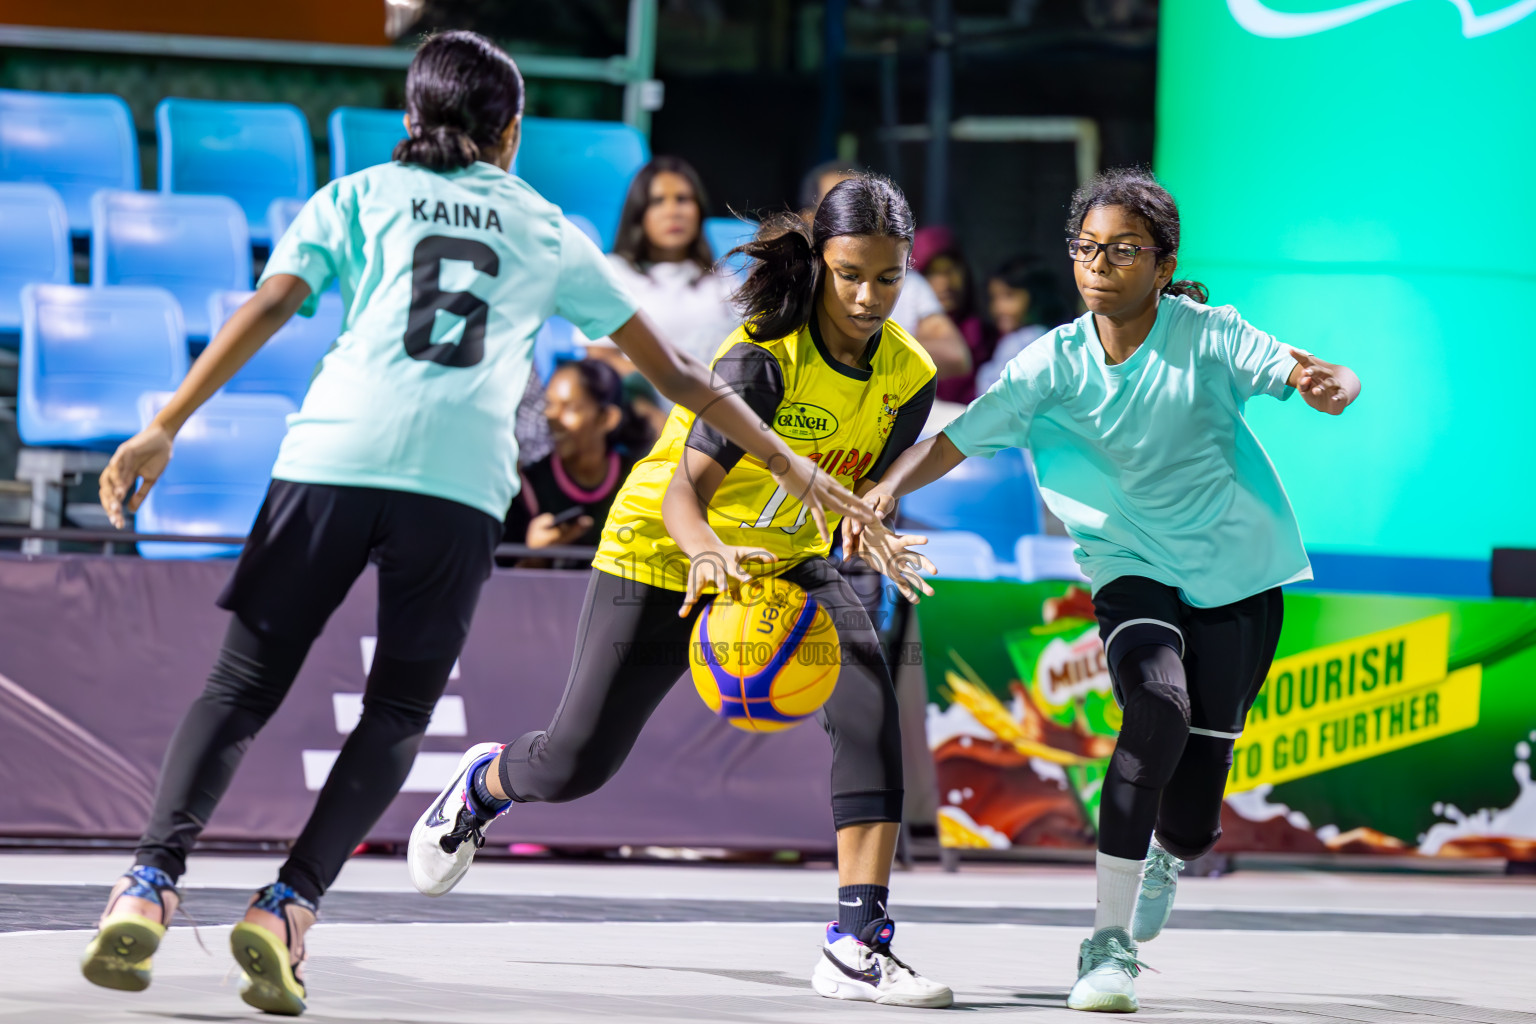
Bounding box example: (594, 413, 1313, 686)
(917, 578, 1536, 859)
(1155, 1, 1536, 560)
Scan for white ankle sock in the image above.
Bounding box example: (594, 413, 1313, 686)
(1094, 851, 1144, 932)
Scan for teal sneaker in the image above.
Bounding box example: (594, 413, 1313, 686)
(1130, 841, 1184, 942)
(1067, 927, 1148, 1012)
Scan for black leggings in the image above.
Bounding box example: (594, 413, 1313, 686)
(499, 559, 905, 829)
(133, 482, 499, 903)
(1092, 576, 1284, 861)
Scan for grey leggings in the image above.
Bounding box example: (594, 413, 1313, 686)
(499, 559, 905, 829)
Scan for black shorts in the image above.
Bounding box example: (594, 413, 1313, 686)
(218, 480, 502, 661)
(1092, 576, 1284, 740)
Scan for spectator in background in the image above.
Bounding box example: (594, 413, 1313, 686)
(975, 256, 1073, 394)
(800, 162, 971, 383)
(501, 359, 655, 569)
(585, 156, 739, 372)
(912, 225, 993, 404)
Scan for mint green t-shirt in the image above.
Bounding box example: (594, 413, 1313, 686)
(943, 293, 1313, 608)
(258, 161, 637, 520)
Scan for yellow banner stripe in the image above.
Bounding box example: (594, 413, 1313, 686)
(1245, 613, 1451, 730)
(1228, 665, 1481, 793)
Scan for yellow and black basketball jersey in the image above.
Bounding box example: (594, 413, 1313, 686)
(591, 316, 938, 592)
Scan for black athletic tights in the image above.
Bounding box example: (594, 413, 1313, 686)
(133, 482, 499, 904)
(498, 558, 906, 829)
(1092, 577, 1284, 862)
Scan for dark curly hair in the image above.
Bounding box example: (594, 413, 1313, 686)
(1066, 167, 1208, 304)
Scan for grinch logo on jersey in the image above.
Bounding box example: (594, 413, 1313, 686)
(774, 402, 839, 441)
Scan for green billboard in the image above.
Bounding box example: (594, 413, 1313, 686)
(1155, 1, 1536, 560)
(918, 577, 1536, 859)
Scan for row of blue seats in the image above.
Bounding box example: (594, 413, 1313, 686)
(0, 182, 606, 345)
(0, 90, 651, 249)
(19, 283, 337, 447)
(0, 183, 757, 349)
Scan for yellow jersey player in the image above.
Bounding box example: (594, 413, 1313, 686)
(411, 175, 954, 1009)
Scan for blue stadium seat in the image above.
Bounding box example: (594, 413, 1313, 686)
(898, 447, 1044, 559)
(566, 213, 602, 248)
(1015, 534, 1088, 583)
(156, 98, 314, 245)
(328, 106, 407, 178)
(530, 215, 604, 381)
(92, 190, 251, 341)
(267, 196, 306, 245)
(18, 284, 188, 449)
(0, 89, 138, 234)
(703, 216, 758, 277)
(533, 317, 582, 384)
(208, 289, 342, 407)
(0, 184, 71, 347)
(915, 530, 998, 580)
(134, 391, 294, 559)
(517, 118, 649, 250)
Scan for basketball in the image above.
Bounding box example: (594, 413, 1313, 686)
(689, 576, 840, 733)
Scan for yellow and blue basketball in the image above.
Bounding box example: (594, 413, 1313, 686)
(689, 577, 840, 733)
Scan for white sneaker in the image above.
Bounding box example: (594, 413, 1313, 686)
(811, 921, 953, 1008)
(408, 742, 505, 896)
(1066, 926, 1146, 1012)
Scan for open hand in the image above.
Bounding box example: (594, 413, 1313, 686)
(769, 453, 876, 546)
(99, 424, 174, 529)
(1290, 348, 1358, 415)
(852, 521, 937, 604)
(679, 545, 779, 617)
(842, 488, 896, 560)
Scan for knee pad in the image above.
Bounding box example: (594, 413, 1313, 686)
(1156, 825, 1222, 862)
(1110, 657, 1191, 789)
(1153, 735, 1234, 859)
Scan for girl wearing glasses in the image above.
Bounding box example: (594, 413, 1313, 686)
(860, 167, 1360, 1013)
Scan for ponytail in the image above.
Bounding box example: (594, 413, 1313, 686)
(730, 214, 820, 341)
(1164, 279, 1209, 304)
(394, 123, 480, 172)
(731, 174, 914, 342)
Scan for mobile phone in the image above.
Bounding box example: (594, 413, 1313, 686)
(548, 505, 588, 527)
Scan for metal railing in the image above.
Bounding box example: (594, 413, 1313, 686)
(0, 525, 597, 563)
(0, 1, 661, 133)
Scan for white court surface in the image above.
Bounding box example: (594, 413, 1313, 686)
(1, 853, 1533, 1023)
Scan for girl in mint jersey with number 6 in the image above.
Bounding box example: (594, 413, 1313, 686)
(80, 31, 869, 1017)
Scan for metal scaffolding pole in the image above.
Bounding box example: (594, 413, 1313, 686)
(924, 0, 954, 226)
(621, 0, 660, 136)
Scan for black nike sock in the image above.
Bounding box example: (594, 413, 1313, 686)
(837, 884, 890, 938)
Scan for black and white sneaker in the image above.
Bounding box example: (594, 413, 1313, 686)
(407, 742, 504, 896)
(811, 920, 953, 1008)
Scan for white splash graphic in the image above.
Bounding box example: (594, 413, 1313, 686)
(1228, 0, 1536, 38)
(925, 700, 995, 749)
(1418, 733, 1536, 854)
(1224, 783, 1318, 832)
(937, 805, 1012, 849)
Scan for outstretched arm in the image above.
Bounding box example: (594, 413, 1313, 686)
(862, 431, 968, 504)
(99, 274, 311, 527)
(609, 313, 874, 540)
(1286, 348, 1361, 415)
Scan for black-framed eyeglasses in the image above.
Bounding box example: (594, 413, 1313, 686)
(1066, 237, 1163, 267)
